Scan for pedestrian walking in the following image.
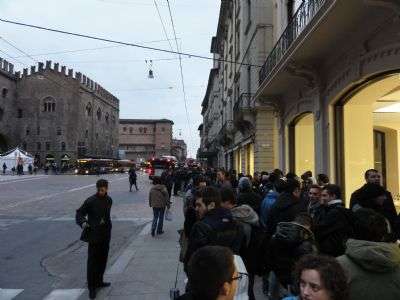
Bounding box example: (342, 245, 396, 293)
(149, 177, 170, 237)
(75, 179, 112, 299)
(2, 162, 6, 174)
(28, 164, 33, 175)
(128, 167, 138, 192)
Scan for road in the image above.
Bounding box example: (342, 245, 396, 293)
(0, 172, 153, 300)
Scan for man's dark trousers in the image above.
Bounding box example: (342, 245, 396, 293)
(87, 238, 110, 289)
(152, 207, 166, 233)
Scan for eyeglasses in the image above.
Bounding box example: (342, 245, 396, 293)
(231, 272, 248, 282)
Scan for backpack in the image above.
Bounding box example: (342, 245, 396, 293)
(260, 190, 279, 227)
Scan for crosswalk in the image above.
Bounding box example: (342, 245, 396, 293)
(0, 289, 85, 300)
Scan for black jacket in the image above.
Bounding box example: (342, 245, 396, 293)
(267, 222, 316, 286)
(237, 191, 262, 215)
(76, 194, 112, 243)
(351, 185, 398, 240)
(314, 201, 353, 257)
(266, 192, 307, 236)
(184, 208, 244, 269)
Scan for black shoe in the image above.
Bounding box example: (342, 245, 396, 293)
(157, 231, 165, 235)
(98, 282, 111, 288)
(89, 289, 96, 299)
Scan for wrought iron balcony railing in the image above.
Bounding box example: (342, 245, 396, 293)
(259, 0, 326, 85)
(234, 93, 255, 118)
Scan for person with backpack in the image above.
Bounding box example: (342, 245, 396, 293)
(220, 187, 263, 300)
(259, 179, 287, 228)
(314, 184, 353, 257)
(184, 186, 244, 273)
(266, 213, 317, 295)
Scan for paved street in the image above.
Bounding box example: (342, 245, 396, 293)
(0, 173, 154, 300)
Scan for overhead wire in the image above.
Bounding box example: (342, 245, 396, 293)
(164, 0, 193, 150)
(0, 17, 262, 68)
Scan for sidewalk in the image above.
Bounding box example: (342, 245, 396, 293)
(97, 194, 186, 300)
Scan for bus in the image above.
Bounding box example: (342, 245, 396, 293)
(74, 158, 114, 175)
(112, 159, 136, 173)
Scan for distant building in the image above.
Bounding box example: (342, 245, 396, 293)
(0, 58, 119, 165)
(171, 139, 187, 162)
(119, 119, 174, 162)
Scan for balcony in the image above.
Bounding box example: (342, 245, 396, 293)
(259, 0, 327, 85)
(217, 121, 234, 147)
(233, 93, 255, 133)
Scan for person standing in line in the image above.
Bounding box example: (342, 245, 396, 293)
(75, 179, 112, 299)
(2, 162, 6, 174)
(149, 177, 170, 237)
(128, 166, 138, 192)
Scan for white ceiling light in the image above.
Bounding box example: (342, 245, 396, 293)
(375, 103, 400, 113)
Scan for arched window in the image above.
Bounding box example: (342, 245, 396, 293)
(42, 97, 56, 112)
(105, 112, 109, 124)
(97, 108, 102, 121)
(86, 103, 92, 116)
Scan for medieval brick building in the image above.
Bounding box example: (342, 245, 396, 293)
(0, 58, 119, 164)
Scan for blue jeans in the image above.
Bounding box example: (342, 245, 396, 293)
(152, 207, 165, 234)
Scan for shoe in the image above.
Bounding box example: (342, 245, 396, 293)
(98, 282, 111, 288)
(151, 230, 155, 237)
(157, 231, 165, 235)
(89, 289, 96, 299)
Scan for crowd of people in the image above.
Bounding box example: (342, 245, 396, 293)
(156, 167, 400, 300)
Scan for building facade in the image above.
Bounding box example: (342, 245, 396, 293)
(171, 139, 188, 162)
(119, 119, 174, 162)
(254, 0, 400, 203)
(0, 58, 119, 164)
(199, 0, 277, 174)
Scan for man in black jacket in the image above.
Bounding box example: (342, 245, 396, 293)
(350, 169, 398, 239)
(266, 179, 306, 236)
(76, 179, 112, 299)
(184, 186, 244, 272)
(314, 184, 353, 257)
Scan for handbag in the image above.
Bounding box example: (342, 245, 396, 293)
(80, 226, 91, 243)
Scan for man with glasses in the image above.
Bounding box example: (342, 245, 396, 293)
(178, 245, 247, 300)
(76, 179, 113, 299)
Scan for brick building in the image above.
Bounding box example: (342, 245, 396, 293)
(0, 58, 119, 164)
(119, 119, 174, 162)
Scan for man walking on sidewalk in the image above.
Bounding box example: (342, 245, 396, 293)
(76, 179, 112, 299)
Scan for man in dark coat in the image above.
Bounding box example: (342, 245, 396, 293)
(128, 167, 138, 192)
(237, 177, 262, 215)
(314, 184, 353, 257)
(76, 179, 112, 299)
(184, 186, 244, 273)
(266, 179, 306, 236)
(350, 169, 398, 239)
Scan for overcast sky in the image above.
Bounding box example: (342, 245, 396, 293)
(0, 0, 220, 157)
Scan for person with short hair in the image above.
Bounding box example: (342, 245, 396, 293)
(307, 185, 322, 219)
(283, 254, 349, 300)
(178, 246, 240, 300)
(337, 208, 400, 300)
(149, 176, 170, 237)
(314, 184, 353, 257)
(184, 187, 244, 272)
(317, 174, 330, 187)
(350, 169, 398, 239)
(237, 177, 262, 215)
(76, 179, 112, 299)
(217, 170, 233, 189)
(266, 179, 307, 236)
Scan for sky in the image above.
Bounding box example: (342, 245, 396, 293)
(0, 0, 220, 157)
